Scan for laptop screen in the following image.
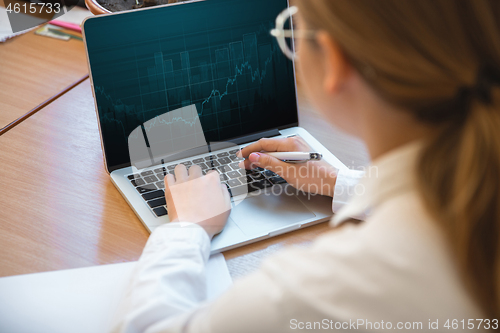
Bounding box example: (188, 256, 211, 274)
(83, 0, 298, 171)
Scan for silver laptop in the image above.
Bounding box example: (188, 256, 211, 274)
(82, 0, 347, 253)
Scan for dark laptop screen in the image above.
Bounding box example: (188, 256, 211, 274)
(83, 0, 298, 171)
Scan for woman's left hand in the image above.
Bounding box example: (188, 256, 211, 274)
(164, 164, 232, 239)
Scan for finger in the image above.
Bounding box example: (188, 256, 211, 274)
(288, 135, 309, 149)
(239, 159, 260, 170)
(188, 165, 202, 180)
(164, 174, 176, 214)
(248, 152, 291, 176)
(220, 183, 231, 209)
(239, 138, 290, 158)
(239, 151, 288, 170)
(205, 169, 220, 183)
(165, 173, 176, 187)
(206, 169, 220, 177)
(174, 164, 188, 182)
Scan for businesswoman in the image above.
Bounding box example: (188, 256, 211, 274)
(112, 0, 500, 331)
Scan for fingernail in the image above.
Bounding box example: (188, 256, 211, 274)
(249, 153, 260, 162)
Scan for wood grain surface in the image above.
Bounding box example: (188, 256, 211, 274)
(0, 80, 149, 277)
(0, 23, 89, 131)
(0, 77, 369, 278)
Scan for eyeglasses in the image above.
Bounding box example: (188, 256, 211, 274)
(270, 6, 317, 60)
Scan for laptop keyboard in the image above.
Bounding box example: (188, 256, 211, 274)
(127, 148, 287, 217)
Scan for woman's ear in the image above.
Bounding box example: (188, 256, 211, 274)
(315, 31, 352, 94)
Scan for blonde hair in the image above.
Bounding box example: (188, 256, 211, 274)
(296, 0, 500, 317)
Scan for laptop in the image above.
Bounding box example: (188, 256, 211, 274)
(82, 0, 348, 253)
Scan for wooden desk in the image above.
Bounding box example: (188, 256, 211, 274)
(0, 19, 89, 132)
(0, 78, 368, 278)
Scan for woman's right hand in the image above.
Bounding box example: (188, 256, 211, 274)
(239, 136, 339, 197)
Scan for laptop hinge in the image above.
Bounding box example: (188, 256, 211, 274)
(209, 129, 281, 151)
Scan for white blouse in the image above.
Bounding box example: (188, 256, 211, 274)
(111, 141, 482, 333)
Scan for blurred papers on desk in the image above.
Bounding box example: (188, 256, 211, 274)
(0, 6, 92, 42)
(0, 6, 34, 42)
(0, 253, 232, 333)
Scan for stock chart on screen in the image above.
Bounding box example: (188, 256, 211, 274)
(84, 0, 297, 168)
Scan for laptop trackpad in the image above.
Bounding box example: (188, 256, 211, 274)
(229, 192, 316, 236)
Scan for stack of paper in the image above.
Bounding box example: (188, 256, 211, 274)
(0, 6, 34, 42)
(0, 5, 93, 42)
(0, 254, 232, 333)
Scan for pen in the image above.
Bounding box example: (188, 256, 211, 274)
(264, 152, 323, 163)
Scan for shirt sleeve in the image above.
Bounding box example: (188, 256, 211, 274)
(120, 223, 388, 333)
(110, 220, 290, 333)
(110, 222, 212, 333)
(110, 227, 342, 333)
(332, 168, 365, 219)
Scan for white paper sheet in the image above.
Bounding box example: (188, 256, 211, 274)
(0, 7, 34, 42)
(0, 6, 92, 42)
(56, 6, 94, 26)
(0, 253, 232, 333)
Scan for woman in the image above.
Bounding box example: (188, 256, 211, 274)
(112, 0, 500, 331)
